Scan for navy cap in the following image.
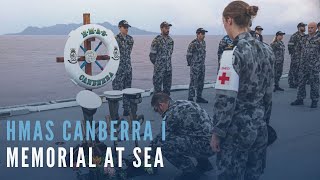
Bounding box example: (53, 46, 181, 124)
(196, 28, 208, 34)
(118, 20, 131, 27)
(160, 21, 172, 28)
(276, 31, 286, 36)
(297, 22, 307, 28)
(255, 26, 263, 30)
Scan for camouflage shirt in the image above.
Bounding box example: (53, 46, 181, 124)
(213, 32, 275, 139)
(300, 34, 320, 71)
(115, 33, 134, 69)
(162, 100, 213, 138)
(288, 31, 306, 56)
(270, 40, 285, 63)
(149, 35, 174, 70)
(186, 39, 206, 66)
(217, 35, 234, 63)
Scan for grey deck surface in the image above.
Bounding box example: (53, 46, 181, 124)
(0, 77, 319, 180)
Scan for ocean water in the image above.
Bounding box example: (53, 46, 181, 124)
(0, 35, 291, 107)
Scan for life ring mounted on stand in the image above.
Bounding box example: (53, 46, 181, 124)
(64, 24, 120, 89)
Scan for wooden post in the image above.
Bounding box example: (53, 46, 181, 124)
(83, 13, 92, 76)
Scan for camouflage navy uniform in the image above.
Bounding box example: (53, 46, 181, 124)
(270, 40, 285, 88)
(213, 32, 274, 180)
(288, 31, 306, 87)
(296, 34, 320, 103)
(217, 35, 234, 69)
(149, 35, 174, 95)
(187, 39, 206, 99)
(151, 100, 214, 175)
(112, 33, 134, 112)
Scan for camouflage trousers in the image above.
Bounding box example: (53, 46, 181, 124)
(297, 67, 319, 101)
(112, 68, 132, 112)
(189, 65, 205, 98)
(288, 56, 300, 87)
(274, 61, 284, 87)
(153, 68, 172, 96)
(216, 125, 268, 180)
(151, 135, 214, 173)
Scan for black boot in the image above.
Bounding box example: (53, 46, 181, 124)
(188, 97, 194, 102)
(196, 97, 208, 103)
(291, 99, 304, 106)
(123, 110, 130, 116)
(311, 101, 318, 108)
(276, 86, 284, 91)
(274, 85, 284, 92)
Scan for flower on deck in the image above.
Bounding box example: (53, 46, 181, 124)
(92, 156, 102, 165)
(144, 167, 154, 174)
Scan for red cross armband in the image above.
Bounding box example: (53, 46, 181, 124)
(215, 47, 239, 92)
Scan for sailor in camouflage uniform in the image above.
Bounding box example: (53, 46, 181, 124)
(112, 20, 134, 116)
(149, 22, 174, 96)
(250, 26, 264, 42)
(211, 1, 274, 180)
(317, 22, 320, 36)
(270, 31, 286, 92)
(217, 35, 234, 69)
(291, 22, 320, 108)
(186, 28, 209, 103)
(287, 22, 307, 88)
(150, 93, 214, 180)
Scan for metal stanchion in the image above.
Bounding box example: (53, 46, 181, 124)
(122, 88, 145, 147)
(103, 90, 123, 154)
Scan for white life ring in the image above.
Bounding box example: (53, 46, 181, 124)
(64, 24, 120, 89)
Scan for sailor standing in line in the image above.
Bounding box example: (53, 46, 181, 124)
(112, 20, 134, 116)
(186, 28, 209, 103)
(291, 22, 320, 108)
(149, 22, 174, 96)
(270, 31, 286, 92)
(287, 22, 307, 88)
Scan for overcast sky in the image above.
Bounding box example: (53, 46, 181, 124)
(0, 0, 319, 35)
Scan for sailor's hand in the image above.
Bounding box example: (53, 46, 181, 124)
(149, 53, 156, 64)
(210, 134, 221, 153)
(187, 58, 191, 66)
